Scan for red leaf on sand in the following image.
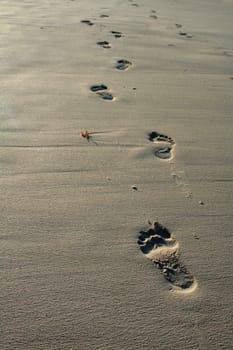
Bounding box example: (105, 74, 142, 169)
(81, 130, 90, 141)
(81, 130, 90, 139)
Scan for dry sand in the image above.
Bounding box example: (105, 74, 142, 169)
(1, 0, 233, 349)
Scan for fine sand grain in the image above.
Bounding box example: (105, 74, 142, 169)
(1, 0, 233, 349)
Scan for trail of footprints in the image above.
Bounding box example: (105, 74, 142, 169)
(89, 57, 132, 100)
(80, 5, 192, 101)
(80, 14, 131, 101)
(81, 4, 196, 293)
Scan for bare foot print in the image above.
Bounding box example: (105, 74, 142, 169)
(149, 10, 158, 19)
(97, 41, 111, 49)
(137, 222, 195, 290)
(97, 91, 114, 100)
(90, 84, 114, 101)
(115, 59, 132, 71)
(90, 84, 108, 92)
(80, 19, 94, 26)
(110, 30, 123, 38)
(148, 131, 175, 160)
(179, 31, 193, 38)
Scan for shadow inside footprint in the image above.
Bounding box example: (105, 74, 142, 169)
(140, 236, 167, 254)
(137, 221, 195, 290)
(138, 229, 155, 242)
(116, 59, 132, 71)
(153, 222, 171, 239)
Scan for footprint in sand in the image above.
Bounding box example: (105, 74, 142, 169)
(148, 131, 175, 160)
(110, 30, 123, 39)
(149, 10, 158, 19)
(178, 31, 193, 39)
(80, 19, 94, 26)
(115, 59, 132, 71)
(150, 15, 158, 19)
(137, 221, 195, 290)
(90, 84, 114, 101)
(97, 40, 111, 49)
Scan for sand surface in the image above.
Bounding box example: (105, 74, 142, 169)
(1, 0, 233, 349)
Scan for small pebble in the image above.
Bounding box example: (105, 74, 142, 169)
(131, 185, 138, 191)
(199, 200, 204, 205)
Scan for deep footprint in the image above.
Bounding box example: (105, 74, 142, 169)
(137, 221, 195, 290)
(116, 59, 132, 71)
(148, 131, 175, 160)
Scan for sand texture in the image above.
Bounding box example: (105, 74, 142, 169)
(1, 0, 233, 349)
